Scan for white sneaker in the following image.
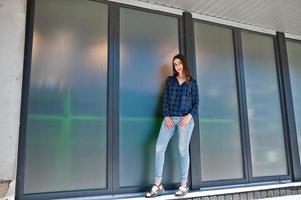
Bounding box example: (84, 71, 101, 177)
(145, 183, 165, 198)
(175, 185, 189, 196)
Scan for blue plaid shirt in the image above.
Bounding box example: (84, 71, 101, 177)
(163, 75, 199, 117)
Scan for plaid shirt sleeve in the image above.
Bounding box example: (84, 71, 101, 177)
(189, 79, 199, 117)
(163, 77, 171, 117)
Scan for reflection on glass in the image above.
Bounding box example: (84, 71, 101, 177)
(241, 31, 287, 177)
(287, 40, 301, 164)
(24, 0, 108, 193)
(194, 22, 243, 181)
(119, 8, 179, 187)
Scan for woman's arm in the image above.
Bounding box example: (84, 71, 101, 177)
(163, 77, 174, 129)
(163, 77, 170, 117)
(189, 80, 199, 117)
(179, 79, 199, 127)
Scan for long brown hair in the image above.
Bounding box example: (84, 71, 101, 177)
(172, 54, 191, 83)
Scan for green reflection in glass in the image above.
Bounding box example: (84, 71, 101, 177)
(119, 7, 179, 187)
(24, 0, 108, 194)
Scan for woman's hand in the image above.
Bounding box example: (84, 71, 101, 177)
(179, 114, 192, 128)
(164, 117, 174, 129)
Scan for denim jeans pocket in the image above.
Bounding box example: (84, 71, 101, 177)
(188, 117, 194, 127)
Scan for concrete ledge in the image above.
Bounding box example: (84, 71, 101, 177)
(122, 181, 301, 200)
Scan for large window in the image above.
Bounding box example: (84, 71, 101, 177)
(241, 31, 287, 177)
(24, 0, 108, 193)
(119, 8, 180, 187)
(194, 22, 244, 181)
(287, 40, 301, 164)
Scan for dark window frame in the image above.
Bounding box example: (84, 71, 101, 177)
(192, 18, 292, 187)
(16, 0, 113, 199)
(278, 35, 301, 181)
(239, 29, 292, 182)
(115, 2, 183, 194)
(192, 18, 250, 187)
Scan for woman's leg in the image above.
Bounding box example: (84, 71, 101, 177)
(154, 119, 176, 183)
(177, 118, 194, 185)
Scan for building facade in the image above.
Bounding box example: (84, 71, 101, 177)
(1, 0, 301, 199)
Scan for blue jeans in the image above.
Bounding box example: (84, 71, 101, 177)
(154, 116, 194, 182)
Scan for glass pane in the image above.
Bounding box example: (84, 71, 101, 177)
(241, 31, 287, 177)
(287, 40, 301, 164)
(194, 22, 244, 181)
(120, 8, 179, 187)
(24, 0, 108, 193)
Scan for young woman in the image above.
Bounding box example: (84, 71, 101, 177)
(145, 54, 199, 198)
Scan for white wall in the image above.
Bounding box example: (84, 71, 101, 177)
(0, 0, 26, 197)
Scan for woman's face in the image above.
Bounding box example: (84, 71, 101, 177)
(173, 58, 183, 74)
